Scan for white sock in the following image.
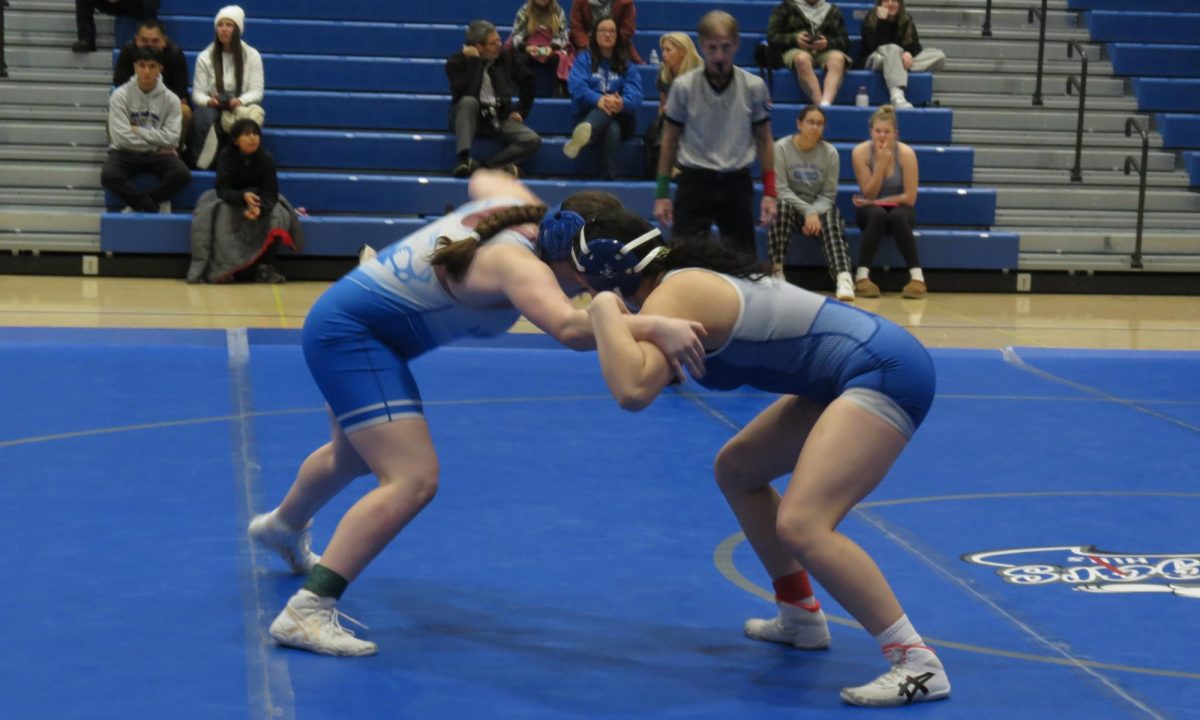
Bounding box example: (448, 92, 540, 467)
(909, 268, 925, 283)
(856, 267, 870, 281)
(875, 614, 922, 649)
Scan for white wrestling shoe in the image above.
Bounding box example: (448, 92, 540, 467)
(269, 590, 377, 657)
(248, 510, 321, 574)
(840, 643, 950, 707)
(744, 601, 832, 650)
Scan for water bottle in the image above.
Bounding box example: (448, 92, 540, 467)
(649, 48, 660, 65)
(855, 86, 869, 108)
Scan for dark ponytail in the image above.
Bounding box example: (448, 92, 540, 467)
(644, 237, 771, 281)
(428, 205, 548, 281)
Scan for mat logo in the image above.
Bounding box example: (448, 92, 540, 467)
(962, 545, 1200, 599)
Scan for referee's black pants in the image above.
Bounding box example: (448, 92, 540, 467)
(671, 166, 756, 258)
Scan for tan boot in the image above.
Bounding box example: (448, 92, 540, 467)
(855, 277, 881, 298)
(902, 279, 927, 299)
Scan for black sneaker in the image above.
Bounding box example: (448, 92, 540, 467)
(255, 264, 286, 284)
(72, 39, 97, 53)
(452, 159, 478, 178)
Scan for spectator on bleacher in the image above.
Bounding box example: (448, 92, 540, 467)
(654, 11, 775, 256)
(643, 31, 702, 177)
(770, 106, 855, 301)
(188, 119, 305, 285)
(113, 19, 192, 162)
(861, 0, 945, 109)
(563, 19, 643, 180)
(509, 0, 573, 96)
(72, 0, 158, 53)
(192, 6, 265, 171)
(766, 0, 851, 107)
(568, 0, 643, 65)
(447, 20, 541, 178)
(851, 105, 925, 298)
(101, 47, 191, 214)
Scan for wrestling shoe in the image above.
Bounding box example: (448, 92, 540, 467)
(744, 601, 831, 649)
(248, 510, 320, 574)
(840, 643, 950, 707)
(269, 590, 377, 657)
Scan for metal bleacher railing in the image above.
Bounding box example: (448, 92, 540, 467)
(1, 0, 9, 79)
(982, 0, 994, 37)
(1065, 40, 1089, 182)
(1123, 117, 1150, 270)
(1027, 0, 1049, 106)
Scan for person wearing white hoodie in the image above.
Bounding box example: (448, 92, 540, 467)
(191, 5, 265, 169)
(101, 46, 191, 213)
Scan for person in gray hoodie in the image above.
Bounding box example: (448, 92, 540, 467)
(101, 47, 192, 213)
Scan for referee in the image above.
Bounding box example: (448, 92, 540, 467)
(654, 11, 777, 256)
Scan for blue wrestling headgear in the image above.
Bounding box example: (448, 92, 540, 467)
(537, 203, 587, 263)
(571, 224, 667, 296)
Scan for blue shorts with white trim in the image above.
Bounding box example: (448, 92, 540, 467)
(302, 278, 436, 434)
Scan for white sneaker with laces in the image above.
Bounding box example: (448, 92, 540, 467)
(248, 510, 321, 574)
(562, 122, 592, 159)
(835, 275, 856, 302)
(744, 601, 831, 649)
(269, 589, 377, 656)
(891, 93, 914, 109)
(840, 643, 950, 707)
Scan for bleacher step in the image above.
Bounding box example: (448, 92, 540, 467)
(0, 208, 101, 234)
(997, 209, 1200, 231)
(934, 73, 1126, 96)
(953, 108, 1153, 133)
(918, 35, 1101, 60)
(935, 92, 1137, 112)
(0, 163, 103, 190)
(0, 121, 107, 146)
(997, 186, 1200, 212)
(1019, 253, 1200, 272)
(0, 232, 100, 253)
(973, 147, 1176, 172)
(954, 128, 1161, 148)
(0, 146, 108, 164)
(4, 46, 114, 71)
(0, 82, 110, 107)
(5, 9, 114, 37)
(1015, 229, 1200, 256)
(0, 106, 105, 123)
(937, 57, 1114, 76)
(974, 167, 1192, 189)
(906, 7, 1081, 30)
(0, 188, 105, 209)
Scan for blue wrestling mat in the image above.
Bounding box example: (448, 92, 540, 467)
(0, 328, 1196, 719)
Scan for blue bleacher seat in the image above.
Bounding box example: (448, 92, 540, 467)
(1156, 114, 1200, 149)
(259, 130, 973, 182)
(157, 18, 859, 68)
(1185, 152, 1200, 187)
(257, 92, 952, 141)
(1131, 78, 1200, 112)
(103, 213, 1018, 270)
(1108, 44, 1200, 78)
(758, 228, 1020, 271)
(167, 51, 927, 105)
(109, 174, 996, 227)
(1086, 11, 1200, 44)
(161, 1, 870, 34)
(1068, 0, 1194, 11)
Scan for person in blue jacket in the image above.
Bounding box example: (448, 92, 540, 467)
(563, 18, 643, 180)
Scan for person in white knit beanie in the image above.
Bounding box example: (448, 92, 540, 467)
(191, 5, 266, 169)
